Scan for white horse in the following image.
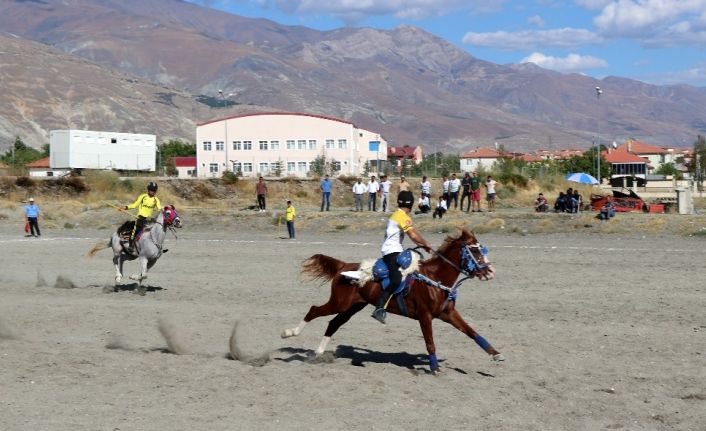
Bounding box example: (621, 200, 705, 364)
(88, 205, 182, 295)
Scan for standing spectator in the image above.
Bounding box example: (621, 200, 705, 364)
(470, 171, 482, 212)
(285, 200, 296, 239)
(24, 197, 41, 237)
(420, 176, 432, 197)
(352, 178, 366, 212)
(441, 175, 450, 204)
(432, 195, 448, 219)
(535, 193, 548, 212)
(379, 174, 392, 212)
(367, 175, 379, 211)
(449, 173, 461, 209)
(256, 176, 267, 212)
(416, 194, 431, 214)
(320, 174, 332, 212)
(485, 175, 497, 212)
(460, 172, 472, 212)
(398, 175, 410, 192)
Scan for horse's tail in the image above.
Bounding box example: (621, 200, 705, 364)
(301, 254, 345, 281)
(86, 238, 112, 258)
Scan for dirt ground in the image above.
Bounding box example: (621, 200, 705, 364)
(1, 209, 705, 431)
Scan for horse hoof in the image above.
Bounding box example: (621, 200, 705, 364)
(492, 353, 505, 362)
(281, 328, 296, 338)
(431, 368, 442, 376)
(115, 276, 122, 283)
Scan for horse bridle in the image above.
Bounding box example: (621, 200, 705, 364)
(428, 243, 489, 278)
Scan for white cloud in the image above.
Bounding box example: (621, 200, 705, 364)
(574, 0, 613, 9)
(528, 14, 545, 27)
(521, 52, 609, 72)
(594, 0, 706, 37)
(462, 28, 604, 50)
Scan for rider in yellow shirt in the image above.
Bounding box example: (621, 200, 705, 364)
(119, 181, 161, 253)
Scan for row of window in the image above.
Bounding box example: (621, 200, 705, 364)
(207, 160, 343, 174)
(202, 139, 348, 152)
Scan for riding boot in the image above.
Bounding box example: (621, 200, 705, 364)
(371, 289, 392, 324)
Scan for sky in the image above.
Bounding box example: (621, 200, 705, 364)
(186, 0, 706, 87)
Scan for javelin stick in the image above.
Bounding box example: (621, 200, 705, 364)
(106, 202, 139, 219)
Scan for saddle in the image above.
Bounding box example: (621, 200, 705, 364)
(342, 249, 420, 297)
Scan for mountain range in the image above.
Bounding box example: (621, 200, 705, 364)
(1, 0, 705, 153)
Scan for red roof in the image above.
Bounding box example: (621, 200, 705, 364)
(197, 112, 354, 127)
(25, 157, 49, 168)
(460, 147, 502, 159)
(172, 156, 196, 167)
(618, 139, 666, 154)
(388, 146, 418, 157)
(603, 149, 648, 164)
(517, 154, 544, 162)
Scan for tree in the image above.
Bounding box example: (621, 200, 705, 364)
(560, 147, 610, 178)
(687, 135, 706, 189)
(654, 162, 683, 179)
(309, 154, 341, 177)
(158, 139, 195, 176)
(1, 136, 45, 171)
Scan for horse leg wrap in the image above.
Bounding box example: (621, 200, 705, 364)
(473, 334, 492, 352)
(429, 353, 439, 371)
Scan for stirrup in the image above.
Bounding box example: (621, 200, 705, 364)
(371, 308, 387, 324)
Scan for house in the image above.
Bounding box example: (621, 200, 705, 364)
(459, 147, 502, 172)
(617, 139, 677, 173)
(387, 145, 423, 172)
(603, 148, 649, 186)
(172, 156, 197, 178)
(25, 157, 71, 178)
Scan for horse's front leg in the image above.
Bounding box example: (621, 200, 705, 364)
(314, 302, 367, 355)
(439, 309, 504, 362)
(113, 253, 123, 283)
(418, 312, 440, 373)
(129, 257, 149, 295)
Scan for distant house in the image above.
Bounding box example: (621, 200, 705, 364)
(387, 145, 422, 172)
(172, 156, 197, 178)
(459, 147, 502, 172)
(617, 139, 678, 173)
(25, 157, 71, 178)
(603, 148, 648, 184)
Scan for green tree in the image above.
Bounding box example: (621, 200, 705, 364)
(1, 136, 45, 171)
(687, 135, 706, 189)
(560, 147, 610, 179)
(158, 139, 195, 176)
(654, 162, 683, 179)
(309, 155, 340, 177)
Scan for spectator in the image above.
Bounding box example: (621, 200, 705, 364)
(535, 193, 548, 212)
(367, 175, 380, 211)
(256, 176, 267, 212)
(449, 173, 461, 209)
(460, 172, 472, 212)
(566, 188, 577, 213)
(285, 200, 296, 239)
(420, 176, 432, 198)
(352, 178, 366, 212)
(441, 175, 450, 203)
(485, 175, 497, 212)
(573, 189, 583, 213)
(554, 192, 567, 213)
(379, 174, 392, 212)
(416, 194, 431, 214)
(320, 174, 332, 212)
(432, 195, 448, 219)
(398, 175, 410, 192)
(470, 171, 482, 212)
(24, 197, 41, 237)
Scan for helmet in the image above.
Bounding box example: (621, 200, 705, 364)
(147, 181, 158, 192)
(397, 191, 414, 209)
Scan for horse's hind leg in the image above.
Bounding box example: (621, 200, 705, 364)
(439, 309, 504, 362)
(315, 302, 367, 354)
(113, 254, 123, 283)
(282, 284, 355, 339)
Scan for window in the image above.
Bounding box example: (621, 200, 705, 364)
(216, 141, 224, 151)
(47, 171, 54, 177)
(287, 140, 295, 150)
(297, 140, 306, 150)
(243, 141, 252, 150)
(270, 140, 280, 150)
(308, 140, 317, 150)
(209, 163, 218, 173)
(332, 161, 341, 172)
(233, 141, 241, 150)
(338, 139, 347, 149)
(203, 141, 212, 151)
(111, 138, 117, 144)
(259, 141, 268, 150)
(259, 162, 269, 173)
(326, 139, 335, 149)
(287, 162, 296, 172)
(297, 162, 307, 172)
(242, 163, 253, 173)
(232, 162, 241, 173)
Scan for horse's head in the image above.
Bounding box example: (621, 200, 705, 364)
(163, 205, 182, 228)
(438, 229, 495, 281)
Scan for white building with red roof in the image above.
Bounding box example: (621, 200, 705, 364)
(603, 148, 648, 179)
(195, 112, 388, 178)
(25, 157, 71, 178)
(617, 139, 678, 173)
(459, 147, 502, 172)
(172, 156, 197, 178)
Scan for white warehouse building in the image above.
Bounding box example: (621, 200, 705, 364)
(50, 130, 156, 171)
(195, 112, 388, 178)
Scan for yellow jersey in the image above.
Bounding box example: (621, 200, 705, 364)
(127, 193, 162, 218)
(381, 209, 413, 256)
(286, 205, 296, 221)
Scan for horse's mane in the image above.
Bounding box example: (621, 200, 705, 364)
(436, 228, 475, 255)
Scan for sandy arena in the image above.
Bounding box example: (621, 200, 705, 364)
(0, 214, 704, 430)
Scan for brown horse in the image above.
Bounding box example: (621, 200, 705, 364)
(281, 228, 503, 372)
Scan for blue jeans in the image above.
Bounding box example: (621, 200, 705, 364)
(287, 221, 295, 238)
(368, 193, 377, 211)
(321, 192, 330, 211)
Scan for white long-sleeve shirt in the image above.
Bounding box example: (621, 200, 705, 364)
(352, 182, 367, 194)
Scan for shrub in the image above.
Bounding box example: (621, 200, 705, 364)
(222, 171, 239, 185)
(15, 176, 35, 187)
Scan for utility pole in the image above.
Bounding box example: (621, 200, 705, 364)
(595, 86, 603, 183)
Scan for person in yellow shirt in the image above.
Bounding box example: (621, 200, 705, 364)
(372, 190, 432, 324)
(118, 181, 161, 253)
(285, 200, 296, 239)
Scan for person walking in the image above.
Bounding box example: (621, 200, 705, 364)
(118, 181, 161, 254)
(470, 171, 482, 212)
(367, 175, 379, 211)
(320, 174, 332, 212)
(285, 200, 296, 239)
(256, 176, 268, 212)
(485, 175, 497, 212)
(24, 197, 41, 237)
(379, 174, 392, 212)
(352, 178, 366, 212)
(449, 173, 461, 209)
(460, 172, 472, 212)
(371, 191, 432, 324)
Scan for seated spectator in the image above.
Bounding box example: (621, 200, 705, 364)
(572, 190, 583, 212)
(598, 201, 616, 220)
(432, 195, 447, 219)
(416, 194, 431, 214)
(554, 192, 567, 213)
(535, 193, 548, 212)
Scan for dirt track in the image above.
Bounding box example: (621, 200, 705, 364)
(1, 215, 705, 430)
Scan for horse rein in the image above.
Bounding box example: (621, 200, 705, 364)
(425, 243, 489, 278)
